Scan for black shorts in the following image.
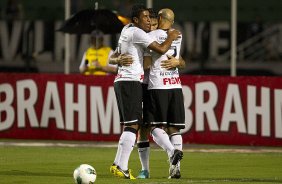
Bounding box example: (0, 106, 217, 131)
(142, 83, 150, 126)
(147, 88, 185, 129)
(114, 81, 143, 126)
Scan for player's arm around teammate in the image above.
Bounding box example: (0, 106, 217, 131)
(161, 55, 186, 69)
(137, 8, 186, 179)
(145, 8, 185, 179)
(109, 4, 181, 180)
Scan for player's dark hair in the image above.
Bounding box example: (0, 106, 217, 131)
(130, 4, 147, 22)
(148, 8, 158, 19)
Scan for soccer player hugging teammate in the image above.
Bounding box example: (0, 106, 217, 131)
(136, 8, 185, 179)
(136, 8, 158, 179)
(108, 4, 180, 179)
(143, 8, 185, 179)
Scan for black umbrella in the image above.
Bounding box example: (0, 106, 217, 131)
(58, 9, 125, 34)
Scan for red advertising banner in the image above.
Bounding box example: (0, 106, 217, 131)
(0, 73, 282, 146)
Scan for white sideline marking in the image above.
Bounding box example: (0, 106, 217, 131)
(1, 141, 282, 153)
(0, 142, 117, 148)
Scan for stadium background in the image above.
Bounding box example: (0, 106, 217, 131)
(0, 0, 282, 75)
(0, 0, 282, 147)
(1, 2, 282, 183)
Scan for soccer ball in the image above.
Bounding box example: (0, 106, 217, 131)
(73, 164, 97, 184)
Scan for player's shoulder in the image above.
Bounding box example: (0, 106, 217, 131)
(148, 29, 165, 37)
(151, 29, 165, 34)
(123, 24, 146, 35)
(123, 23, 140, 31)
(123, 23, 134, 30)
(121, 23, 135, 34)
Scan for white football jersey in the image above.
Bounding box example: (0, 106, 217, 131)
(114, 24, 155, 82)
(148, 29, 182, 89)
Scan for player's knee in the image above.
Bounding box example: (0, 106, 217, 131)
(124, 125, 139, 134)
(167, 127, 179, 135)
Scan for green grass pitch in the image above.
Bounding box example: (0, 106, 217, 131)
(1, 143, 282, 184)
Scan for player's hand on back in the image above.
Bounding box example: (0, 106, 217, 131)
(161, 55, 179, 70)
(167, 29, 181, 40)
(118, 54, 133, 66)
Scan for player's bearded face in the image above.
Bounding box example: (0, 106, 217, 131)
(138, 10, 151, 32)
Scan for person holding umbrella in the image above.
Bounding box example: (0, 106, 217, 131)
(79, 30, 117, 75)
(108, 4, 182, 179)
(57, 7, 125, 74)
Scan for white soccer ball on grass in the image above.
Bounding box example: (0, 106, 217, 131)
(73, 164, 97, 184)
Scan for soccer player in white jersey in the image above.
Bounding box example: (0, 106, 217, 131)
(136, 8, 186, 179)
(145, 8, 185, 179)
(135, 8, 158, 179)
(108, 4, 181, 179)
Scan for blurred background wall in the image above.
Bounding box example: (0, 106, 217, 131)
(0, 0, 282, 75)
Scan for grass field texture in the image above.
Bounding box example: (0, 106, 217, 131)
(1, 143, 282, 184)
